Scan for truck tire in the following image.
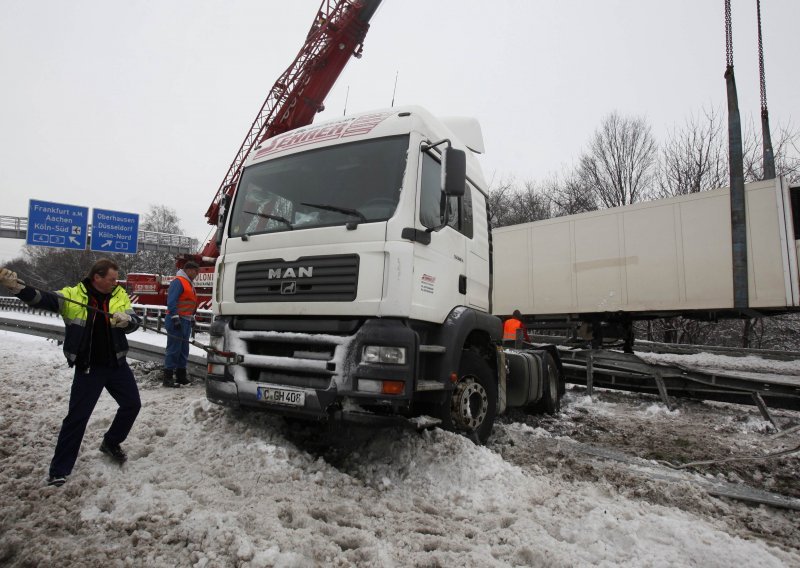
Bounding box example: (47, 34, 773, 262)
(438, 351, 497, 444)
(533, 353, 562, 415)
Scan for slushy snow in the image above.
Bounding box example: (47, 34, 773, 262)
(0, 331, 797, 567)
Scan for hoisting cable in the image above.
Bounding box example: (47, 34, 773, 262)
(11, 277, 241, 364)
(724, 0, 748, 311)
(756, 0, 776, 180)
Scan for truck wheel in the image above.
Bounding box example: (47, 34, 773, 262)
(537, 353, 562, 415)
(439, 351, 497, 444)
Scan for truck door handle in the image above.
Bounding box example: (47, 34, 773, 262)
(401, 227, 431, 245)
(459, 275, 467, 294)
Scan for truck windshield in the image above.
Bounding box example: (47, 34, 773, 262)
(228, 135, 409, 237)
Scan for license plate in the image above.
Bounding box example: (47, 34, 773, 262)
(257, 386, 305, 407)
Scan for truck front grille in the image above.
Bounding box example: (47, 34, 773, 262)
(231, 330, 351, 391)
(235, 254, 359, 302)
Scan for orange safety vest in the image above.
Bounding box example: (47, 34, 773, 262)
(503, 318, 526, 341)
(174, 275, 198, 317)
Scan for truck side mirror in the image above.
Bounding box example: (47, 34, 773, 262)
(442, 147, 466, 197)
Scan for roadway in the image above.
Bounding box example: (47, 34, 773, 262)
(2, 298, 799, 426)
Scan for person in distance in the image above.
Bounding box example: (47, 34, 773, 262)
(162, 261, 200, 388)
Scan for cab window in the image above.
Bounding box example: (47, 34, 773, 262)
(420, 152, 472, 238)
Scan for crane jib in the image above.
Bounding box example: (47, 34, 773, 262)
(198, 0, 384, 266)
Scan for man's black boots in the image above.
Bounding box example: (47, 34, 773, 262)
(175, 368, 190, 386)
(162, 369, 179, 388)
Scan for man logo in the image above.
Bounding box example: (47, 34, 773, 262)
(268, 267, 313, 279)
(281, 281, 297, 295)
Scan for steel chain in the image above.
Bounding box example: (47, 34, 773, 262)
(756, 0, 768, 111)
(724, 0, 734, 68)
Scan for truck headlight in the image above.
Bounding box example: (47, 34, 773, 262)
(362, 345, 406, 365)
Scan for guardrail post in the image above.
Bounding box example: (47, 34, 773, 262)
(751, 392, 780, 432)
(653, 370, 674, 411)
(586, 351, 594, 397)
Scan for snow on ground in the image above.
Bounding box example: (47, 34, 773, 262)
(1, 331, 799, 567)
(638, 350, 800, 377)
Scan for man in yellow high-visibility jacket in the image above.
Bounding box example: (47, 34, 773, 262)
(0, 259, 141, 488)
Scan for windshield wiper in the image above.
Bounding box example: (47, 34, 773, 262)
(244, 210, 294, 230)
(301, 202, 367, 224)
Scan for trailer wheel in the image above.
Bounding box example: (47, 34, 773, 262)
(439, 351, 497, 444)
(535, 353, 562, 415)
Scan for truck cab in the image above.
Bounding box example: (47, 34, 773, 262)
(206, 107, 558, 442)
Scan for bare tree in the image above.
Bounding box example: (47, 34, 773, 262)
(19, 246, 105, 290)
(656, 107, 728, 198)
(487, 177, 517, 228)
(636, 317, 718, 346)
(544, 170, 598, 217)
(742, 118, 800, 183)
(488, 178, 551, 228)
(511, 181, 551, 224)
(577, 112, 657, 208)
(139, 204, 184, 234)
(657, 110, 799, 195)
(126, 205, 186, 276)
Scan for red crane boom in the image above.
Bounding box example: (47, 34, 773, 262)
(191, 0, 383, 264)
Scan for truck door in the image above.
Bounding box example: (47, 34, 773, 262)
(465, 184, 490, 311)
(410, 152, 468, 322)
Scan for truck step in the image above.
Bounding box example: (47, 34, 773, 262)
(415, 380, 446, 391)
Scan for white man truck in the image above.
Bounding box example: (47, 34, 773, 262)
(206, 106, 563, 443)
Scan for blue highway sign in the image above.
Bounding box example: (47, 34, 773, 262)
(91, 208, 140, 254)
(27, 200, 89, 250)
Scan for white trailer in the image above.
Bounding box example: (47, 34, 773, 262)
(493, 178, 800, 324)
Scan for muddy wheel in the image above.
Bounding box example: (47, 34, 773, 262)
(438, 351, 497, 444)
(532, 353, 562, 415)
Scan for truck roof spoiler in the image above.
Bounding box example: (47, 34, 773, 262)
(441, 116, 485, 154)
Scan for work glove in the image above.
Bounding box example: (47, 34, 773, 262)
(171, 316, 182, 331)
(110, 312, 131, 328)
(0, 268, 25, 294)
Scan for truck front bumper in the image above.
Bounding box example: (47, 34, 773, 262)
(207, 318, 420, 423)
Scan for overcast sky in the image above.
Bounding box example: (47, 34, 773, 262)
(1, 0, 797, 263)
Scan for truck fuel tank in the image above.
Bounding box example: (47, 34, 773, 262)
(504, 350, 544, 408)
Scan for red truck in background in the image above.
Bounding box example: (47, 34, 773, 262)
(124, 269, 213, 310)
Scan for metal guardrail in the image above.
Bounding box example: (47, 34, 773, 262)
(0, 296, 211, 332)
(135, 230, 199, 253)
(131, 304, 212, 334)
(557, 348, 800, 427)
(0, 297, 207, 378)
(530, 333, 800, 362)
(0, 215, 199, 254)
(0, 215, 26, 238)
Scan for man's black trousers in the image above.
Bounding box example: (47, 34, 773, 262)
(49, 361, 141, 477)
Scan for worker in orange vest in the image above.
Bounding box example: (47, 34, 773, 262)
(163, 261, 200, 387)
(503, 310, 529, 345)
